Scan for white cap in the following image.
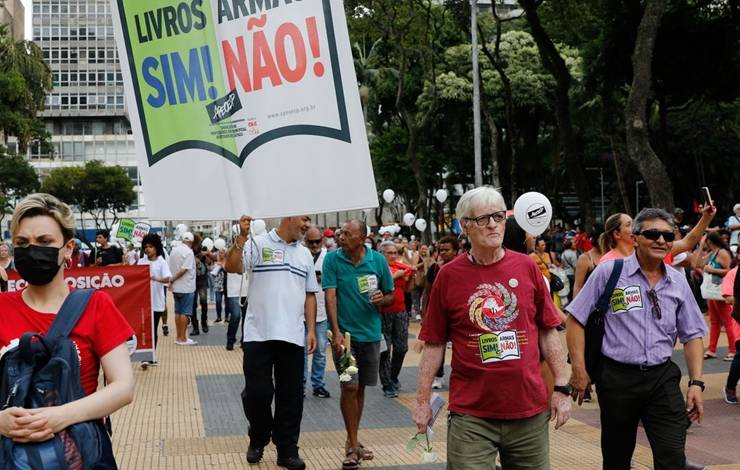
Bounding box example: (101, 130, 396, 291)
(182, 232, 194, 242)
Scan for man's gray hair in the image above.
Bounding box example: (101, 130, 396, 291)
(632, 208, 675, 234)
(379, 240, 396, 252)
(346, 219, 368, 238)
(456, 186, 507, 220)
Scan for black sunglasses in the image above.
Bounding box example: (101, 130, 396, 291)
(637, 229, 675, 242)
(646, 289, 662, 320)
(306, 239, 323, 245)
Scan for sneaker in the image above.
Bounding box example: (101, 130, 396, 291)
(246, 445, 264, 464)
(415, 314, 422, 321)
(226, 342, 234, 351)
(432, 377, 443, 389)
(725, 387, 738, 404)
(277, 455, 306, 470)
(214, 318, 223, 323)
(162, 325, 169, 336)
(383, 388, 398, 398)
(140, 361, 158, 370)
(313, 386, 331, 398)
(583, 389, 593, 403)
(190, 329, 200, 336)
(175, 338, 198, 346)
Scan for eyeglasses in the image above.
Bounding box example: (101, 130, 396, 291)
(637, 229, 675, 242)
(306, 239, 323, 245)
(646, 289, 661, 320)
(465, 211, 506, 227)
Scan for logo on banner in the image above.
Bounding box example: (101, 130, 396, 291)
(479, 331, 521, 363)
(207, 90, 243, 124)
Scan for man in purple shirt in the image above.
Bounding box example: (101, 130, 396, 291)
(566, 208, 707, 470)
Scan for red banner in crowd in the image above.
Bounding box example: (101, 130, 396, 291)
(7, 266, 154, 361)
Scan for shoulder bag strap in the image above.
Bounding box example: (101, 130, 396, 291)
(46, 289, 96, 339)
(595, 259, 624, 314)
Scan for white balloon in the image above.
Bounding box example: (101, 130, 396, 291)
(403, 213, 416, 226)
(175, 224, 188, 236)
(513, 192, 553, 236)
(202, 238, 214, 250)
(251, 219, 267, 236)
(392, 224, 402, 235)
(410, 235, 416, 241)
(435, 189, 448, 203)
(214, 238, 226, 250)
(382, 189, 395, 204)
(415, 218, 427, 232)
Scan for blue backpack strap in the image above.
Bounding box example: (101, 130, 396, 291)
(595, 259, 624, 313)
(46, 289, 96, 340)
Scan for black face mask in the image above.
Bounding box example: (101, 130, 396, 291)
(13, 245, 63, 286)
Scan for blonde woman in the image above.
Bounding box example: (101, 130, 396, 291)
(0, 193, 134, 465)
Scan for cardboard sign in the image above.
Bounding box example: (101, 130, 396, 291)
(111, 0, 378, 219)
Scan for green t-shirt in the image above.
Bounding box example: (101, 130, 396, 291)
(322, 247, 394, 342)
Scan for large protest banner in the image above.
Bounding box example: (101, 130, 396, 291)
(7, 266, 155, 362)
(110, 0, 378, 219)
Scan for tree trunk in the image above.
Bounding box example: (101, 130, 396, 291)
(611, 145, 632, 215)
(624, 0, 674, 210)
(519, 0, 593, 229)
(482, 107, 502, 189)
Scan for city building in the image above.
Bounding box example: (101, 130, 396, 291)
(0, 0, 24, 40)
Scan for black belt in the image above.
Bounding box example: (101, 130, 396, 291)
(603, 356, 670, 371)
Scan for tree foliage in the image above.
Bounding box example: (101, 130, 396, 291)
(0, 146, 40, 223)
(40, 161, 136, 229)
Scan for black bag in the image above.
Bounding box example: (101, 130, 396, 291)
(0, 289, 118, 470)
(584, 259, 624, 382)
(549, 273, 565, 292)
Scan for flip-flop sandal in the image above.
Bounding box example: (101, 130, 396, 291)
(704, 352, 716, 359)
(342, 448, 360, 470)
(724, 353, 735, 361)
(358, 445, 374, 461)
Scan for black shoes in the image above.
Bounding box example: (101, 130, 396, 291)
(277, 455, 306, 470)
(226, 342, 234, 351)
(202, 325, 209, 333)
(190, 329, 200, 336)
(161, 325, 169, 336)
(246, 445, 264, 464)
(313, 387, 331, 398)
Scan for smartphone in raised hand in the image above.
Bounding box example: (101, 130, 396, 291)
(701, 186, 713, 207)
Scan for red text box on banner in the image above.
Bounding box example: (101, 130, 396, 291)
(8, 266, 153, 361)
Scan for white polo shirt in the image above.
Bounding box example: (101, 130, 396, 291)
(242, 229, 319, 346)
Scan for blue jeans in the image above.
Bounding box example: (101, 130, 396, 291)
(303, 320, 328, 390)
(226, 296, 245, 345)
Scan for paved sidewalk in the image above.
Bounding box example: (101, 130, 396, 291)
(111, 315, 740, 469)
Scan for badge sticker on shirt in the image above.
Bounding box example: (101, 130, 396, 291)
(478, 331, 521, 363)
(357, 274, 378, 293)
(610, 286, 643, 313)
(262, 247, 274, 262)
(272, 250, 284, 264)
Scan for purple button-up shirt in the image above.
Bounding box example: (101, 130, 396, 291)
(566, 254, 707, 366)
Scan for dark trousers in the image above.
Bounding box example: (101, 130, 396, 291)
(727, 339, 740, 390)
(190, 286, 208, 331)
(153, 310, 164, 348)
(214, 290, 224, 320)
(379, 311, 409, 390)
(241, 340, 304, 457)
(597, 358, 688, 470)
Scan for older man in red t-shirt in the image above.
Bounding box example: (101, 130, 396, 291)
(413, 186, 572, 469)
(379, 240, 414, 398)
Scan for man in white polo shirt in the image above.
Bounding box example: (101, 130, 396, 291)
(225, 215, 318, 470)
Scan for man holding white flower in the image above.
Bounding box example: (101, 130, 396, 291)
(225, 214, 318, 470)
(413, 186, 572, 469)
(322, 219, 394, 470)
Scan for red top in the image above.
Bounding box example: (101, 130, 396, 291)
(420, 250, 561, 419)
(574, 232, 592, 253)
(0, 289, 134, 396)
(381, 260, 413, 313)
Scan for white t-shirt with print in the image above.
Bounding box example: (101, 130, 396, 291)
(138, 256, 172, 312)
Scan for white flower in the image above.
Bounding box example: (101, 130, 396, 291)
(345, 365, 359, 375)
(339, 373, 352, 382)
(421, 451, 437, 463)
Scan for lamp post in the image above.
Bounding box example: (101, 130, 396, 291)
(635, 181, 644, 214)
(586, 167, 605, 223)
(471, 0, 482, 187)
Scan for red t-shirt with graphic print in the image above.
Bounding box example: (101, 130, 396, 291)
(419, 250, 562, 420)
(0, 289, 133, 396)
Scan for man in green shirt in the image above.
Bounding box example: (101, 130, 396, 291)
(323, 219, 394, 470)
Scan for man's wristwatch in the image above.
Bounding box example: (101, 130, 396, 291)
(688, 380, 705, 392)
(553, 384, 573, 396)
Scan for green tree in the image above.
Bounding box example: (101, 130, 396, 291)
(0, 24, 52, 151)
(40, 161, 136, 229)
(0, 147, 40, 223)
